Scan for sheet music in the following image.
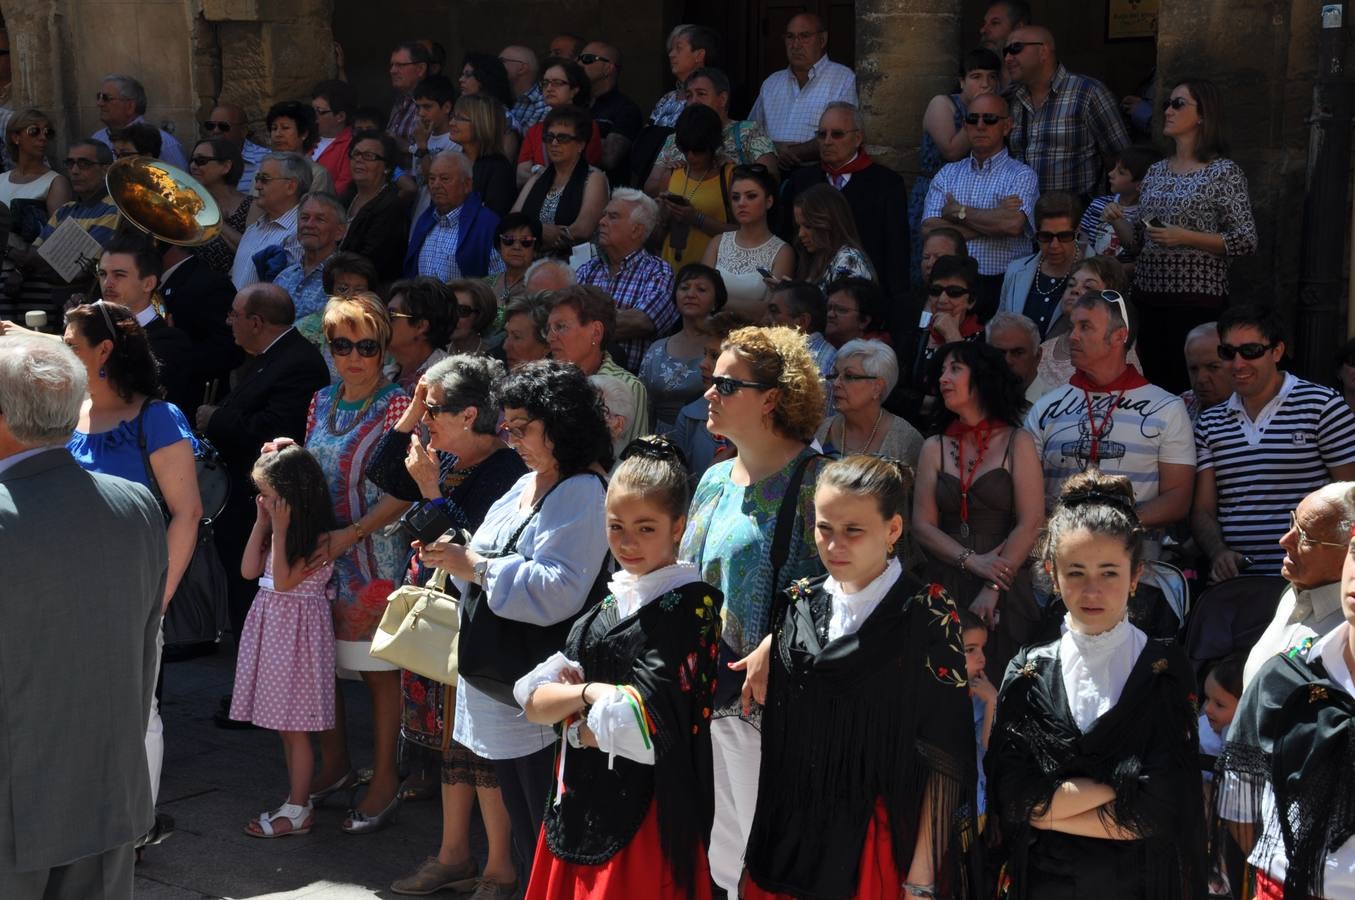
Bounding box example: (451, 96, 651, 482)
(37, 217, 103, 282)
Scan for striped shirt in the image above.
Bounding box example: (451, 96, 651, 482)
(750, 56, 858, 143)
(1008, 64, 1130, 197)
(923, 149, 1039, 276)
(1195, 374, 1355, 572)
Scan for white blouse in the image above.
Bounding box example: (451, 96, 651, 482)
(1058, 615, 1147, 733)
(826, 558, 902, 642)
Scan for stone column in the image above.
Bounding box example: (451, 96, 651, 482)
(5, 0, 73, 138)
(854, 0, 964, 173)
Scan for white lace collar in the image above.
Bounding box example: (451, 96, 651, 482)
(825, 558, 902, 642)
(1058, 615, 1147, 733)
(607, 561, 700, 620)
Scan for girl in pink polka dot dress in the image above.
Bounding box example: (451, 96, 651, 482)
(230, 445, 339, 838)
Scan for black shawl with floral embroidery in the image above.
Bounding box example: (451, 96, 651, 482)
(987, 637, 1205, 900)
(745, 572, 976, 900)
(542, 580, 722, 893)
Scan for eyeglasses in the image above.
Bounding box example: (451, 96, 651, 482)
(189, 155, 219, 167)
(540, 78, 572, 90)
(826, 371, 878, 384)
(1162, 96, 1196, 112)
(95, 92, 127, 102)
(424, 401, 463, 418)
(1290, 510, 1347, 549)
(499, 236, 537, 248)
(964, 113, 1007, 126)
(708, 375, 776, 396)
(312, 107, 334, 117)
(826, 303, 858, 317)
(202, 120, 233, 132)
(577, 52, 612, 65)
(349, 150, 386, 162)
(390, 60, 423, 68)
(815, 128, 859, 140)
(253, 173, 296, 185)
(22, 126, 56, 139)
(113, 148, 141, 159)
(1099, 290, 1132, 331)
(457, 304, 475, 318)
(927, 284, 970, 298)
(64, 157, 102, 170)
(329, 337, 382, 357)
(542, 131, 579, 144)
(1036, 230, 1077, 245)
(503, 418, 539, 440)
(784, 29, 825, 42)
(225, 307, 261, 324)
(450, 113, 473, 124)
(1002, 41, 1045, 55)
(1218, 341, 1277, 362)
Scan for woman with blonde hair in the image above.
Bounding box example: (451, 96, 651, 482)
(791, 184, 875, 294)
(680, 325, 829, 895)
(450, 93, 516, 217)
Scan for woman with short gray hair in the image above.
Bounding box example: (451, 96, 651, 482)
(365, 353, 527, 896)
(813, 339, 924, 465)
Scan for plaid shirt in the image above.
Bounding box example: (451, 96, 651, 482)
(416, 206, 505, 282)
(577, 249, 676, 371)
(387, 94, 420, 144)
(274, 254, 334, 319)
(509, 84, 549, 136)
(648, 86, 687, 128)
(750, 55, 858, 143)
(923, 149, 1039, 276)
(1008, 65, 1130, 196)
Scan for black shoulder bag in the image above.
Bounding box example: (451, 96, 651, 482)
(458, 472, 611, 706)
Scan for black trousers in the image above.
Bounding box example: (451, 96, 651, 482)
(493, 743, 556, 888)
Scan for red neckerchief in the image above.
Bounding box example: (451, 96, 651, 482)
(822, 149, 874, 179)
(943, 418, 1003, 527)
(930, 313, 983, 345)
(1067, 367, 1150, 463)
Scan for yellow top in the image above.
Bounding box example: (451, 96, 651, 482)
(661, 163, 731, 269)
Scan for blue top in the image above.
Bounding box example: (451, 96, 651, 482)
(67, 400, 198, 488)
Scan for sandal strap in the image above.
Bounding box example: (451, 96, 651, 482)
(257, 801, 312, 834)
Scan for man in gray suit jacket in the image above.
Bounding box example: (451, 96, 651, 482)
(0, 335, 167, 899)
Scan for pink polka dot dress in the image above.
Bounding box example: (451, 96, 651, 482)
(230, 555, 337, 732)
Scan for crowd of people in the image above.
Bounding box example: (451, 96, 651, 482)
(3, 3, 1355, 900)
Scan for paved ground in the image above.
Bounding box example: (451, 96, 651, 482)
(134, 646, 488, 899)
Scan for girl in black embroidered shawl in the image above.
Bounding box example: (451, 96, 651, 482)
(986, 471, 1205, 900)
(514, 437, 721, 899)
(744, 455, 977, 900)
(1216, 518, 1355, 900)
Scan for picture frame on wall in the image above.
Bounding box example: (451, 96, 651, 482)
(1106, 0, 1159, 42)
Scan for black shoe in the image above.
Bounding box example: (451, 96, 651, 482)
(136, 813, 175, 850)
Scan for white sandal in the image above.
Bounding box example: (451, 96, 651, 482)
(245, 801, 314, 838)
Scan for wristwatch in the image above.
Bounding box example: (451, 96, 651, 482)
(413, 148, 430, 159)
(566, 719, 586, 749)
(955, 204, 968, 222)
(472, 558, 490, 586)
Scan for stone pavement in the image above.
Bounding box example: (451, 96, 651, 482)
(135, 647, 486, 899)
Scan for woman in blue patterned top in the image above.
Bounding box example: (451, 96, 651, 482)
(679, 324, 827, 896)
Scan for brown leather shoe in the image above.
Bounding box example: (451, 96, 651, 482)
(390, 857, 479, 895)
(467, 877, 519, 900)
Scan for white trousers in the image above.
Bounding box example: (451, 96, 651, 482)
(144, 627, 164, 807)
(708, 716, 762, 893)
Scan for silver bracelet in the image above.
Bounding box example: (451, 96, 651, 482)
(956, 548, 975, 572)
(904, 884, 938, 899)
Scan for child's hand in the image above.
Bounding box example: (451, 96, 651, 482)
(969, 670, 998, 705)
(269, 495, 291, 526)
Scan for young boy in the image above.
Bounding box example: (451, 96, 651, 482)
(410, 74, 461, 178)
(960, 610, 996, 819)
(1079, 144, 1160, 261)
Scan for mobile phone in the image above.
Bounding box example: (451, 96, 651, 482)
(756, 266, 774, 279)
(918, 310, 933, 329)
(660, 193, 690, 207)
(1146, 216, 1166, 229)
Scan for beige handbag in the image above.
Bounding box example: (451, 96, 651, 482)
(369, 568, 461, 684)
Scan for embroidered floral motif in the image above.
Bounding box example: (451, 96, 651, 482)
(920, 582, 969, 688)
(1310, 684, 1330, 703)
(679, 591, 722, 733)
(658, 590, 681, 612)
(1018, 662, 1038, 679)
(787, 578, 813, 603)
(599, 594, 616, 610)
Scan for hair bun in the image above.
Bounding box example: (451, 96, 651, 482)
(1056, 470, 1138, 520)
(619, 434, 689, 470)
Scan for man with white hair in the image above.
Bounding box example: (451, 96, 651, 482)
(524, 258, 575, 293)
(0, 335, 166, 896)
(576, 188, 676, 371)
(232, 152, 312, 290)
(589, 372, 640, 461)
(92, 73, 188, 168)
(404, 151, 503, 281)
(986, 311, 1042, 399)
(275, 193, 349, 323)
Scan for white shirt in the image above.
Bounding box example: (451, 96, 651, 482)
(311, 136, 335, 161)
(1241, 581, 1345, 688)
(826, 558, 901, 642)
(92, 115, 188, 168)
(231, 204, 301, 290)
(1059, 616, 1147, 733)
(750, 55, 858, 143)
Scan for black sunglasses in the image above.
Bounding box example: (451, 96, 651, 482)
(201, 120, 233, 132)
(329, 337, 382, 358)
(1036, 230, 1077, 245)
(577, 52, 611, 65)
(189, 155, 219, 167)
(708, 375, 776, 396)
(1003, 41, 1044, 55)
(1218, 341, 1277, 362)
(927, 284, 970, 298)
(424, 401, 463, 417)
(349, 150, 386, 162)
(499, 236, 537, 248)
(1162, 97, 1196, 112)
(815, 128, 859, 140)
(22, 126, 56, 139)
(733, 163, 770, 176)
(964, 113, 1007, 126)
(542, 132, 579, 145)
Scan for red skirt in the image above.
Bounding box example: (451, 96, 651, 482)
(744, 798, 903, 900)
(1255, 868, 1320, 900)
(525, 799, 712, 900)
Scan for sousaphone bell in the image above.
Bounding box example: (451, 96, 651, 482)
(106, 156, 222, 246)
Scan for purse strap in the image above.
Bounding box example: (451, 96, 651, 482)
(135, 397, 170, 519)
(768, 451, 821, 599)
(426, 568, 451, 594)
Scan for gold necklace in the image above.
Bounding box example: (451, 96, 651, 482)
(326, 383, 379, 436)
(839, 408, 884, 455)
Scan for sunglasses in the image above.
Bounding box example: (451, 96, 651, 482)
(733, 163, 770, 176)
(815, 128, 859, 140)
(329, 337, 382, 358)
(312, 107, 334, 117)
(189, 155, 219, 167)
(542, 131, 579, 144)
(424, 401, 463, 418)
(708, 375, 776, 396)
(95, 92, 127, 102)
(253, 173, 295, 185)
(22, 126, 56, 139)
(201, 120, 233, 132)
(64, 157, 102, 170)
(1099, 290, 1132, 331)
(1002, 41, 1045, 55)
(964, 113, 1007, 126)
(349, 150, 386, 162)
(457, 304, 476, 318)
(387, 310, 415, 320)
(927, 284, 971, 298)
(499, 236, 537, 248)
(1217, 341, 1277, 362)
(1162, 96, 1196, 111)
(1036, 230, 1077, 245)
(577, 53, 612, 65)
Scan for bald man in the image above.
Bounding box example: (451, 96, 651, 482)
(1004, 25, 1129, 197)
(203, 101, 268, 191)
(579, 40, 642, 178)
(500, 44, 546, 135)
(1181, 321, 1233, 422)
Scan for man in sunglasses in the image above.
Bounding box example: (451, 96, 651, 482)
(922, 92, 1039, 319)
(578, 41, 642, 182)
(201, 102, 268, 192)
(1193, 307, 1355, 585)
(1003, 26, 1128, 198)
(90, 74, 188, 169)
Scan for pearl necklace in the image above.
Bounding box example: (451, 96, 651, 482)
(1031, 249, 1082, 299)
